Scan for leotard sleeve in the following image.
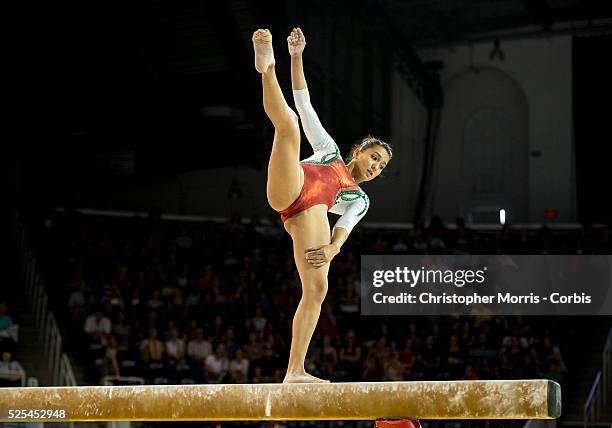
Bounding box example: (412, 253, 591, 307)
(330, 190, 370, 235)
(293, 88, 338, 154)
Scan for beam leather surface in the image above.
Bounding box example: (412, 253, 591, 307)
(0, 380, 561, 422)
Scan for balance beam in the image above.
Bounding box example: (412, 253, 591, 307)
(0, 380, 561, 422)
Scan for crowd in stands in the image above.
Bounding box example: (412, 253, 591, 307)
(30, 211, 610, 392)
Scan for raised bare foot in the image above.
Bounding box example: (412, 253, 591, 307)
(252, 29, 275, 73)
(283, 372, 330, 384)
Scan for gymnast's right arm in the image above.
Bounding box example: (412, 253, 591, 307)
(288, 28, 336, 153)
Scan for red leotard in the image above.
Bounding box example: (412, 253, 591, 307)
(280, 157, 360, 222)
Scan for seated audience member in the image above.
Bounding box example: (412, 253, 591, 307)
(140, 327, 165, 378)
(111, 311, 130, 344)
(68, 282, 88, 323)
(205, 344, 229, 383)
(84, 309, 111, 342)
(251, 307, 267, 335)
(95, 335, 120, 383)
(0, 303, 18, 344)
(338, 330, 362, 379)
(0, 351, 25, 386)
(187, 327, 212, 365)
(318, 335, 338, 378)
(229, 348, 249, 383)
(165, 326, 186, 365)
(384, 351, 405, 381)
(251, 345, 281, 382)
(0, 303, 13, 332)
(244, 332, 264, 361)
(446, 334, 465, 378)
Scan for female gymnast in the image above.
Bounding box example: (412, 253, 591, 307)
(252, 27, 392, 383)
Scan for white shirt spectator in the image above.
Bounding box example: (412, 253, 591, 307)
(68, 290, 86, 310)
(252, 316, 267, 334)
(205, 354, 229, 383)
(0, 352, 25, 385)
(229, 358, 249, 383)
(84, 313, 111, 337)
(165, 338, 186, 361)
(0, 360, 23, 373)
(187, 339, 213, 362)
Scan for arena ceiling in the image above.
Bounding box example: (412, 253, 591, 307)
(380, 0, 612, 46)
(16, 0, 612, 175)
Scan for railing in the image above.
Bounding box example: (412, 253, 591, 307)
(584, 326, 612, 428)
(15, 212, 77, 388)
(584, 371, 602, 428)
(603, 327, 612, 404)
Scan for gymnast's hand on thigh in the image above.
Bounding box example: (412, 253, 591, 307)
(304, 244, 339, 268)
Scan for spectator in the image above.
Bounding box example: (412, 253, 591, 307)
(84, 309, 111, 341)
(338, 330, 362, 379)
(384, 351, 405, 381)
(262, 323, 286, 353)
(112, 311, 130, 343)
(417, 335, 440, 379)
(205, 344, 229, 383)
(187, 327, 212, 365)
(165, 326, 186, 364)
(244, 332, 264, 361)
(0, 303, 12, 330)
(317, 335, 338, 378)
(446, 334, 465, 379)
(361, 354, 384, 381)
(175, 229, 193, 251)
(500, 335, 525, 368)
(95, 335, 120, 382)
(468, 332, 496, 375)
(462, 364, 480, 380)
(68, 282, 88, 322)
(0, 303, 17, 344)
(398, 338, 417, 379)
(140, 328, 164, 364)
(252, 307, 267, 335)
(544, 361, 563, 384)
(251, 345, 281, 382)
(176, 266, 191, 289)
(229, 348, 249, 383)
(497, 354, 514, 379)
(0, 351, 24, 386)
(146, 290, 164, 310)
(318, 304, 337, 340)
(520, 354, 541, 378)
(540, 337, 567, 373)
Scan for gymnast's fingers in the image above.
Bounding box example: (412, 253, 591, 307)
(306, 252, 325, 260)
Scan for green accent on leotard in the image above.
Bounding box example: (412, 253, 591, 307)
(301, 146, 340, 165)
(334, 190, 369, 217)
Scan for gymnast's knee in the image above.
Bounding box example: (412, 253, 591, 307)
(275, 109, 299, 135)
(302, 279, 328, 304)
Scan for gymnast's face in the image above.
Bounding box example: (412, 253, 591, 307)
(353, 145, 390, 182)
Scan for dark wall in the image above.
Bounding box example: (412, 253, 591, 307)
(574, 34, 612, 223)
